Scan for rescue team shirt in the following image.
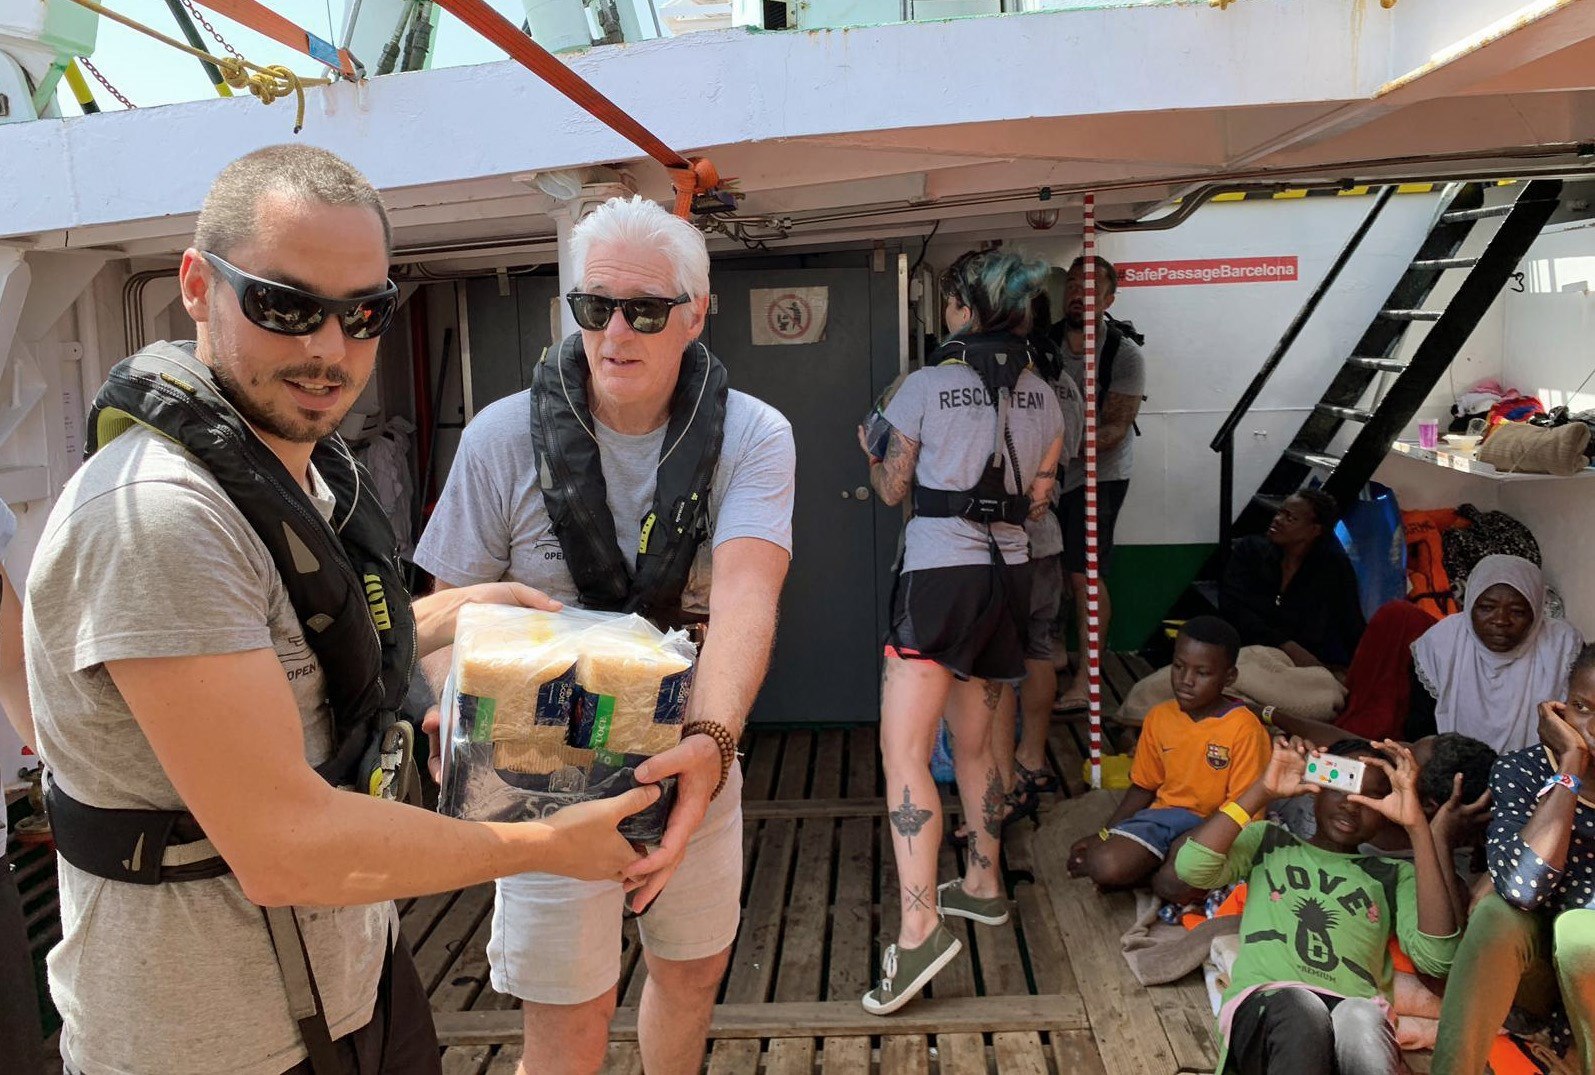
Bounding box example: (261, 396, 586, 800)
(1024, 373, 1085, 561)
(1059, 332, 1145, 491)
(1129, 699, 1271, 815)
(1176, 823, 1460, 1031)
(883, 363, 1064, 572)
(24, 426, 392, 1075)
(414, 385, 795, 616)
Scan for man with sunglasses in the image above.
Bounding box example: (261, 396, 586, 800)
(24, 145, 659, 1075)
(415, 195, 795, 1075)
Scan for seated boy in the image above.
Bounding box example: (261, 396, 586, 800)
(1175, 736, 1461, 1075)
(1068, 616, 1270, 902)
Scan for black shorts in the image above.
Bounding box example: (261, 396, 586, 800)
(280, 936, 441, 1075)
(1061, 479, 1131, 575)
(886, 561, 1034, 682)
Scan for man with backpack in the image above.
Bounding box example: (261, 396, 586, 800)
(1051, 255, 1147, 711)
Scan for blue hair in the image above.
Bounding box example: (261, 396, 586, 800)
(942, 249, 1050, 336)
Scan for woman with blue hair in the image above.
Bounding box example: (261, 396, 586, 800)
(855, 248, 1064, 1014)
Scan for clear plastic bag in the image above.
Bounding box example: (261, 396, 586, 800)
(436, 604, 696, 844)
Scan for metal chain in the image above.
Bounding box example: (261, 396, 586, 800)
(78, 58, 135, 109)
(180, 0, 244, 62)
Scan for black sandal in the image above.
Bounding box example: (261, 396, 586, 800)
(946, 787, 1040, 847)
(1015, 760, 1062, 796)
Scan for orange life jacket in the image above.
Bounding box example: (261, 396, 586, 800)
(1404, 508, 1467, 619)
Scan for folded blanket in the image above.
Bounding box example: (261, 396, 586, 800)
(1115, 646, 1347, 727)
(1121, 890, 1240, 986)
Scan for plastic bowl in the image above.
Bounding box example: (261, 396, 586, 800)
(1441, 434, 1481, 454)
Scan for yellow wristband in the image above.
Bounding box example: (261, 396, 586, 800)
(1098, 828, 1111, 842)
(1219, 801, 1252, 828)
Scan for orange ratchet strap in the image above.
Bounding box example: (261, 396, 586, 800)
(429, 0, 722, 217)
(186, 0, 360, 78)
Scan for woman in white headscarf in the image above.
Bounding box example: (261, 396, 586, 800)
(1410, 554, 1584, 752)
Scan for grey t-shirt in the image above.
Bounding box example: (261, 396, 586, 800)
(1060, 332, 1146, 490)
(1026, 374, 1085, 560)
(414, 387, 796, 611)
(883, 364, 1064, 572)
(24, 427, 393, 1075)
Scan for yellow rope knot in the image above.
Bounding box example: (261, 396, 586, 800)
(217, 59, 307, 132)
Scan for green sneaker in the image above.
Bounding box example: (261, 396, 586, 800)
(937, 879, 1010, 926)
(861, 925, 963, 1016)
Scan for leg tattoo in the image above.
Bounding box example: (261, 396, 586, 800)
(889, 786, 932, 853)
(902, 884, 935, 915)
(982, 680, 1003, 712)
(980, 767, 1004, 841)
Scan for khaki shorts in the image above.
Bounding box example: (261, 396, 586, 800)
(1025, 554, 1064, 662)
(487, 764, 744, 1005)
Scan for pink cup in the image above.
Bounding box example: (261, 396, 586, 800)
(1418, 419, 1439, 450)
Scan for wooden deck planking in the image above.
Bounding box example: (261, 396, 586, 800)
(434, 995, 1086, 1045)
(414, 885, 495, 994)
(828, 815, 874, 1001)
(1032, 793, 1183, 1075)
(418, 668, 1221, 1075)
(879, 1034, 930, 1075)
(705, 1039, 760, 1075)
(819, 1037, 871, 1074)
(937, 1032, 989, 1075)
(993, 1031, 1050, 1075)
(598, 1042, 642, 1075)
(1147, 974, 1221, 1073)
(764, 1036, 817, 1075)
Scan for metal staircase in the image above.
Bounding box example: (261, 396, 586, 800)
(1218, 178, 1564, 545)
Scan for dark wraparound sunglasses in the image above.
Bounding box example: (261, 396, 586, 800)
(203, 252, 400, 340)
(566, 291, 691, 335)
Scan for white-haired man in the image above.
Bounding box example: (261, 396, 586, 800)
(25, 145, 657, 1075)
(415, 196, 795, 1074)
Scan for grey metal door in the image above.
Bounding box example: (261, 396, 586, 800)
(704, 263, 894, 724)
(464, 274, 561, 408)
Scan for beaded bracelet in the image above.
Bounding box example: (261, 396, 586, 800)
(682, 720, 739, 800)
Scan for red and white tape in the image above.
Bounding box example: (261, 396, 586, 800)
(1082, 193, 1103, 789)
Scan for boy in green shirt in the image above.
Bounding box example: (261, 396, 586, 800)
(1175, 735, 1461, 1074)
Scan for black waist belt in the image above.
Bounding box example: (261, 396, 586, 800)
(46, 781, 356, 1075)
(912, 485, 1030, 526)
(47, 783, 227, 884)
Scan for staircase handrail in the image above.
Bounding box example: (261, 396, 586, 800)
(1209, 184, 1398, 455)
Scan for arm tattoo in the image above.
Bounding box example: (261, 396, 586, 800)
(1099, 391, 1141, 451)
(888, 785, 933, 852)
(870, 430, 918, 505)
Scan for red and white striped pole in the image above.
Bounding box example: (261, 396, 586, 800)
(1082, 193, 1104, 789)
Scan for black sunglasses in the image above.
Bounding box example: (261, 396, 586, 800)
(203, 252, 399, 340)
(566, 291, 691, 335)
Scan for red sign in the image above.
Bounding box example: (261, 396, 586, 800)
(1117, 256, 1299, 287)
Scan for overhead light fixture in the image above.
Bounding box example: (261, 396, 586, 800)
(1026, 208, 1060, 230)
(532, 169, 585, 202)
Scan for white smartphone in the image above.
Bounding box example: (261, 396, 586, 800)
(1302, 753, 1366, 794)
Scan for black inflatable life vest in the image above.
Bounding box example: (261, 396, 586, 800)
(80, 342, 417, 790)
(45, 342, 419, 1075)
(910, 332, 1034, 527)
(530, 332, 728, 628)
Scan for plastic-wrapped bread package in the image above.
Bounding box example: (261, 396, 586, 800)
(436, 603, 698, 844)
